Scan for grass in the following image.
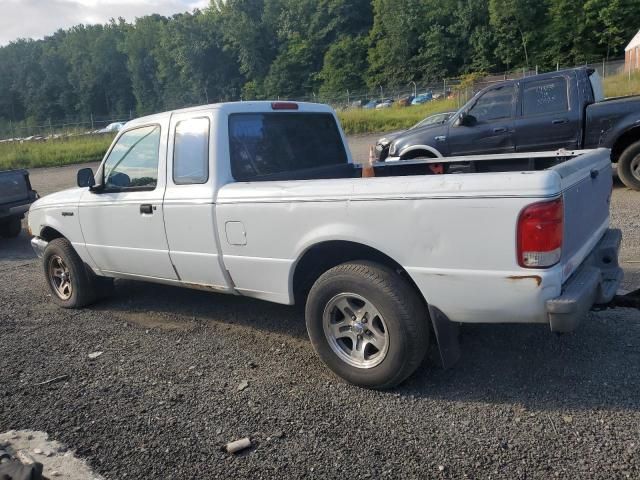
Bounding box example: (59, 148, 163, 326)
(0, 134, 114, 170)
(603, 70, 640, 98)
(337, 98, 459, 135)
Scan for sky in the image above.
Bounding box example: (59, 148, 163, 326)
(0, 0, 210, 45)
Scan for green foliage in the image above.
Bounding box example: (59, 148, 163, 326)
(318, 36, 368, 98)
(0, 135, 114, 170)
(0, 0, 639, 134)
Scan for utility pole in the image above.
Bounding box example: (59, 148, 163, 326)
(379, 85, 383, 100)
(409, 81, 416, 98)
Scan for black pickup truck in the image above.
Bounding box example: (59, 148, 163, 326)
(380, 67, 640, 190)
(0, 169, 38, 238)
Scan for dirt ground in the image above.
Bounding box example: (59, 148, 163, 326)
(1, 136, 639, 479)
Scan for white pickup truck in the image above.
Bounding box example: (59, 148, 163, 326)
(28, 101, 623, 388)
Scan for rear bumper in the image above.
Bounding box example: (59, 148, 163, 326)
(546, 228, 623, 332)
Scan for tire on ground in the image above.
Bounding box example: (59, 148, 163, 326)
(43, 238, 98, 308)
(0, 217, 22, 238)
(305, 260, 429, 389)
(617, 140, 640, 191)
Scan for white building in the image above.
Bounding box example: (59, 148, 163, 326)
(625, 30, 640, 71)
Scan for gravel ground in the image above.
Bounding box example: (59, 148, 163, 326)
(1, 138, 639, 479)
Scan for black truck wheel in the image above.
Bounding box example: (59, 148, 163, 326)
(617, 140, 640, 191)
(0, 217, 22, 238)
(305, 261, 429, 389)
(43, 238, 98, 308)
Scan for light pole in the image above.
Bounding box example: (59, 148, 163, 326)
(409, 81, 417, 98)
(379, 84, 383, 100)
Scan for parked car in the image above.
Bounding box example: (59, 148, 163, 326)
(28, 101, 622, 388)
(386, 67, 640, 190)
(363, 100, 379, 109)
(375, 111, 455, 160)
(98, 122, 125, 134)
(375, 99, 394, 109)
(0, 169, 38, 238)
(397, 95, 414, 107)
(411, 92, 433, 105)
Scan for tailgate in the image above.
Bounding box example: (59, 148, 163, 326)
(551, 149, 612, 282)
(0, 170, 30, 205)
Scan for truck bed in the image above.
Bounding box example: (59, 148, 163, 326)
(242, 149, 602, 182)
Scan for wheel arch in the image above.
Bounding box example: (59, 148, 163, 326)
(292, 240, 462, 370)
(40, 225, 65, 242)
(611, 125, 640, 162)
(398, 144, 443, 159)
(291, 240, 426, 307)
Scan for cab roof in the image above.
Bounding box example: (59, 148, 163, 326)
(125, 101, 335, 129)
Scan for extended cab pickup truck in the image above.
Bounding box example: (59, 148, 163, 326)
(0, 169, 38, 238)
(28, 101, 623, 388)
(379, 67, 640, 190)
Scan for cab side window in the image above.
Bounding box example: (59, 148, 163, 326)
(103, 125, 161, 190)
(173, 117, 210, 185)
(522, 78, 568, 116)
(468, 85, 515, 122)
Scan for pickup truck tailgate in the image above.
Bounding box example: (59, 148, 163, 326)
(0, 170, 30, 204)
(552, 149, 613, 282)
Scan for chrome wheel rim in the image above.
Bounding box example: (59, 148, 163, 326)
(48, 255, 72, 300)
(631, 155, 640, 181)
(322, 293, 389, 369)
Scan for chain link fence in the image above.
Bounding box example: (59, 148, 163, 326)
(0, 58, 631, 142)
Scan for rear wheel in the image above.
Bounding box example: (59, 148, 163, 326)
(43, 238, 98, 308)
(617, 141, 640, 191)
(0, 217, 22, 238)
(305, 261, 429, 389)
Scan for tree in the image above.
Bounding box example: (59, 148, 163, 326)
(318, 36, 368, 100)
(489, 0, 547, 69)
(584, 0, 640, 60)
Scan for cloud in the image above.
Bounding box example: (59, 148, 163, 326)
(0, 0, 210, 45)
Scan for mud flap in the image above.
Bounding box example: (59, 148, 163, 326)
(428, 305, 461, 369)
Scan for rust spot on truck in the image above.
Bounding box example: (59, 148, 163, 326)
(507, 275, 542, 287)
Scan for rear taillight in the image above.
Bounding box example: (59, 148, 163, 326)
(517, 198, 563, 268)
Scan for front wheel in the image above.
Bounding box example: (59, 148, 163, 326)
(305, 261, 429, 389)
(617, 140, 640, 191)
(43, 238, 98, 308)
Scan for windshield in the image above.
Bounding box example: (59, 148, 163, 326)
(411, 112, 452, 129)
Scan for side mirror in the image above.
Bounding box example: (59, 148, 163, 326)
(457, 113, 477, 127)
(77, 168, 96, 188)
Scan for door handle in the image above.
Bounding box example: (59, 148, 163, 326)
(140, 204, 153, 215)
(493, 127, 507, 133)
(552, 119, 569, 125)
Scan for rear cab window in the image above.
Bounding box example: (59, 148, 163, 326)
(228, 112, 348, 181)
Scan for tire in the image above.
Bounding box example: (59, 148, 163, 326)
(305, 261, 429, 389)
(617, 140, 640, 191)
(0, 217, 22, 238)
(43, 238, 97, 308)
